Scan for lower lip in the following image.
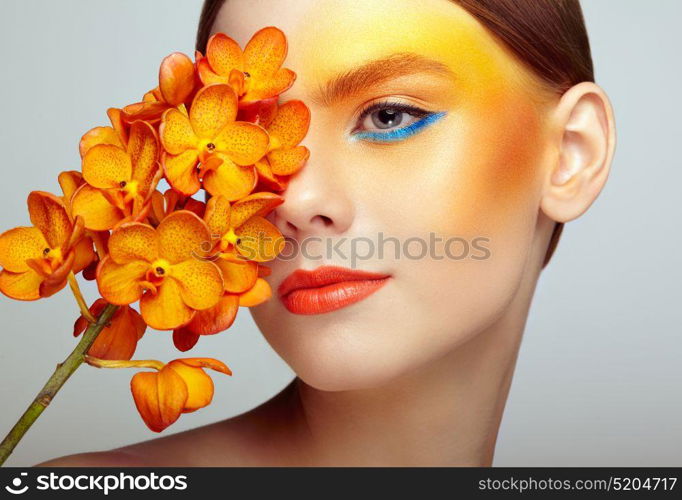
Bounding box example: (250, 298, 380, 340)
(280, 278, 390, 315)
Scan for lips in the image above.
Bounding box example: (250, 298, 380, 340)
(278, 265, 391, 315)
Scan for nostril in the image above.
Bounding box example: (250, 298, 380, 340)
(316, 215, 333, 227)
(286, 221, 297, 232)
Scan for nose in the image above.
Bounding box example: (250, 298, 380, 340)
(271, 155, 354, 240)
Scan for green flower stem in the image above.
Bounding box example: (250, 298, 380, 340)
(0, 302, 119, 466)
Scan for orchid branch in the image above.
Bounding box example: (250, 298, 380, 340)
(0, 303, 119, 466)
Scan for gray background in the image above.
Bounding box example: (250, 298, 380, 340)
(0, 0, 680, 466)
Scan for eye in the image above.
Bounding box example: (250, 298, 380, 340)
(351, 99, 446, 143)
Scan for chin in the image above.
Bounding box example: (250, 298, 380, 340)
(250, 307, 400, 391)
(250, 301, 469, 392)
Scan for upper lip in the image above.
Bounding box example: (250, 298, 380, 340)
(278, 265, 391, 297)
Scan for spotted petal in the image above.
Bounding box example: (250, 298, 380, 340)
(213, 121, 269, 166)
(162, 150, 200, 196)
(203, 195, 231, 237)
(0, 227, 48, 273)
(242, 27, 294, 101)
(203, 155, 257, 201)
(169, 259, 223, 311)
(206, 33, 244, 77)
(82, 144, 132, 189)
(140, 278, 195, 330)
(230, 192, 283, 228)
(235, 215, 285, 262)
(27, 191, 72, 249)
(160, 108, 198, 156)
(97, 255, 148, 305)
(71, 184, 124, 231)
(157, 210, 212, 264)
(127, 121, 160, 196)
(0, 269, 44, 301)
(246, 68, 296, 102)
(189, 84, 238, 140)
(268, 145, 310, 175)
(108, 222, 158, 264)
(266, 100, 310, 148)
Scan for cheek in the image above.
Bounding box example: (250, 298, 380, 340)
(418, 97, 547, 244)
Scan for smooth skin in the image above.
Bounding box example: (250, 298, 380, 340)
(36, 0, 615, 467)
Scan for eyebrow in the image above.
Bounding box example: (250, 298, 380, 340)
(310, 52, 456, 107)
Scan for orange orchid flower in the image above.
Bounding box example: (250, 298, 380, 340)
(130, 357, 231, 432)
(203, 192, 285, 263)
(0, 192, 95, 300)
(159, 83, 270, 199)
(85, 356, 231, 432)
(122, 52, 198, 124)
(254, 99, 311, 190)
(72, 120, 162, 231)
(197, 27, 296, 103)
(96, 211, 224, 330)
(73, 299, 146, 360)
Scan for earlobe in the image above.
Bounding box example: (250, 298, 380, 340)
(541, 82, 616, 223)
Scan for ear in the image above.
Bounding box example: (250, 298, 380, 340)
(540, 82, 616, 223)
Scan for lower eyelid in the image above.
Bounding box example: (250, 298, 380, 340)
(351, 111, 447, 143)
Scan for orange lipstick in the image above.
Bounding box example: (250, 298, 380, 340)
(278, 265, 390, 315)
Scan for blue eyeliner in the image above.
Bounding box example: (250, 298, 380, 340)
(351, 111, 447, 143)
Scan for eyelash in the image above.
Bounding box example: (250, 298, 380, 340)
(351, 99, 446, 143)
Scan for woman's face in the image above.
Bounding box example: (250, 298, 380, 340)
(213, 0, 557, 390)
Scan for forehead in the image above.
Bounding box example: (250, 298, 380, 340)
(213, 0, 536, 100)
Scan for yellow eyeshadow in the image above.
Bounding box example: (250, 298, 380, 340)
(296, 0, 534, 107)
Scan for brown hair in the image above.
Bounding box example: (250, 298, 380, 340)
(196, 0, 594, 268)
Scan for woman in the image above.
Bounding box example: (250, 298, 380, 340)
(37, 0, 615, 466)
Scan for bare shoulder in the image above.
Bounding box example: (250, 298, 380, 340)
(34, 449, 151, 467)
(32, 422, 226, 467)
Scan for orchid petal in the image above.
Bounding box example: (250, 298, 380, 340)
(140, 278, 195, 330)
(169, 259, 223, 311)
(27, 191, 72, 249)
(131, 367, 188, 432)
(213, 121, 269, 166)
(157, 210, 212, 264)
(96, 255, 148, 305)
